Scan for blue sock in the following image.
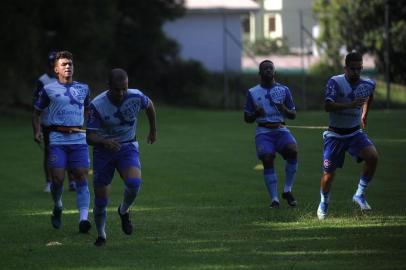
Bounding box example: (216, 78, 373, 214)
(76, 180, 90, 221)
(320, 189, 330, 204)
(264, 169, 278, 202)
(355, 176, 372, 196)
(50, 182, 63, 209)
(120, 178, 142, 214)
(94, 198, 108, 239)
(284, 159, 298, 193)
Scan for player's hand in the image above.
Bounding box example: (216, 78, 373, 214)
(361, 115, 367, 128)
(351, 98, 366, 108)
(254, 107, 265, 117)
(34, 132, 43, 144)
(103, 139, 121, 152)
(147, 130, 156, 144)
(274, 102, 285, 113)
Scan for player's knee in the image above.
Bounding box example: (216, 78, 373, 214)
(94, 197, 108, 208)
(125, 178, 142, 190)
(260, 154, 275, 168)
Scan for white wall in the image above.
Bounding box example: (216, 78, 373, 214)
(163, 12, 243, 72)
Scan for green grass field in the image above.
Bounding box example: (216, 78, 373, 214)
(0, 107, 405, 270)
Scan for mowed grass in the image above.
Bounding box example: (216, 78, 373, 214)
(0, 107, 405, 270)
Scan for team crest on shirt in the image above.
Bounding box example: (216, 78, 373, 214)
(269, 87, 286, 104)
(49, 154, 58, 164)
(114, 97, 140, 125)
(64, 85, 88, 108)
(323, 159, 331, 169)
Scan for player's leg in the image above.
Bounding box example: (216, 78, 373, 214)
(117, 143, 143, 234)
(42, 126, 52, 192)
(349, 134, 378, 210)
(92, 148, 115, 246)
(48, 145, 67, 229)
(68, 144, 91, 233)
(256, 133, 279, 208)
(317, 135, 346, 219)
(278, 131, 298, 207)
(93, 183, 109, 246)
(67, 170, 77, 191)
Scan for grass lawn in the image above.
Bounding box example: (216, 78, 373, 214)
(0, 107, 405, 270)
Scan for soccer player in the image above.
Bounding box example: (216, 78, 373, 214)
(86, 68, 156, 246)
(33, 51, 77, 193)
(317, 51, 379, 220)
(32, 50, 92, 233)
(244, 60, 299, 208)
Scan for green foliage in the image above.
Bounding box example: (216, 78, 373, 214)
(312, 0, 406, 84)
(1, 108, 406, 269)
(246, 38, 290, 55)
(0, 0, 186, 106)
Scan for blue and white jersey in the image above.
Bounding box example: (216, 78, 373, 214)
(325, 74, 375, 129)
(244, 83, 295, 135)
(33, 73, 57, 126)
(87, 89, 150, 144)
(34, 80, 90, 145)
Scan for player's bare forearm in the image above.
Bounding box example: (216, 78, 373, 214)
(86, 131, 121, 151)
(276, 103, 296, 120)
(325, 99, 365, 112)
(32, 109, 42, 143)
(146, 100, 157, 144)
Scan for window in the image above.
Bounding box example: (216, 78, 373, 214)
(268, 16, 276, 32)
(242, 16, 250, 34)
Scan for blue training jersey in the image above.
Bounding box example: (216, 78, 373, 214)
(244, 83, 295, 135)
(87, 89, 150, 144)
(325, 74, 375, 129)
(34, 80, 90, 145)
(33, 73, 57, 126)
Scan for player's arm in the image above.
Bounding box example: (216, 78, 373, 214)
(145, 99, 157, 144)
(275, 103, 296, 120)
(324, 99, 366, 112)
(324, 79, 365, 112)
(32, 109, 43, 144)
(86, 131, 121, 152)
(244, 91, 264, 123)
(361, 94, 374, 128)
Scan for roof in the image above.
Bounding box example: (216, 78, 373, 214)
(185, 0, 259, 13)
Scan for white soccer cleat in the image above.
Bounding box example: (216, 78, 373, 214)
(43, 182, 51, 193)
(317, 202, 328, 220)
(353, 194, 372, 210)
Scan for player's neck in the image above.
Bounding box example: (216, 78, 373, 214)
(58, 76, 73, 84)
(261, 80, 275, 89)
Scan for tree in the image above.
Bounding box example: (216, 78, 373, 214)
(0, 0, 186, 106)
(313, 0, 406, 84)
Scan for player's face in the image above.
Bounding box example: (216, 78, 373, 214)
(109, 79, 128, 103)
(345, 61, 363, 83)
(54, 58, 73, 79)
(259, 62, 275, 81)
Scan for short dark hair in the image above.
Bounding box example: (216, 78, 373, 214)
(109, 68, 128, 85)
(259, 59, 274, 70)
(345, 51, 362, 66)
(55, 50, 73, 62)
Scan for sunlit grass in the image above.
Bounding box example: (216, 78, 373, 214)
(0, 108, 405, 270)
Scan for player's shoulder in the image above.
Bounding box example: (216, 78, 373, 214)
(127, 88, 145, 96)
(91, 90, 108, 104)
(360, 77, 376, 88)
(248, 84, 262, 93)
(273, 82, 290, 91)
(72, 81, 90, 89)
(329, 74, 345, 83)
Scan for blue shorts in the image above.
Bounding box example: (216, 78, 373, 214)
(93, 142, 141, 186)
(48, 144, 90, 169)
(323, 132, 373, 172)
(255, 130, 297, 158)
